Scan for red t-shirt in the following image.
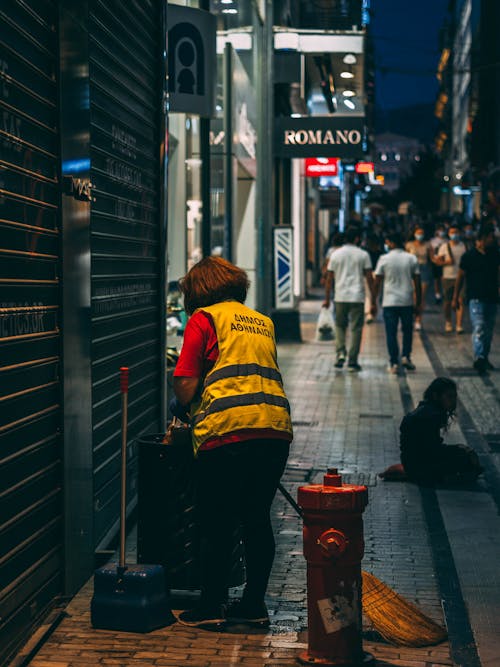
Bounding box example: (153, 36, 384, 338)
(174, 310, 291, 450)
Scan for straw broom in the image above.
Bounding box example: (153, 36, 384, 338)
(277, 483, 448, 647)
(362, 570, 448, 647)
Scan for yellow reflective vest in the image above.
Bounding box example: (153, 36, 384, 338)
(192, 301, 293, 454)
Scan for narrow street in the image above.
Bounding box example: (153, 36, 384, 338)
(26, 299, 500, 667)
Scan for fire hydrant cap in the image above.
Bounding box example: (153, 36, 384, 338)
(298, 470, 368, 512)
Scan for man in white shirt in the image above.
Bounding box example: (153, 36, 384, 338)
(374, 232, 422, 373)
(323, 227, 376, 372)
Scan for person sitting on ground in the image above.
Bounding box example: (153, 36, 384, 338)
(399, 378, 482, 486)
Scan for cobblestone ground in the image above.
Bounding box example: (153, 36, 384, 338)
(26, 297, 500, 667)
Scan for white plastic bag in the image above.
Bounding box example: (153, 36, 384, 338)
(316, 305, 335, 341)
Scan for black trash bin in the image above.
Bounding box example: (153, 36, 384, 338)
(136, 433, 246, 591)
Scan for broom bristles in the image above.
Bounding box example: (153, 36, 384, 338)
(362, 571, 448, 648)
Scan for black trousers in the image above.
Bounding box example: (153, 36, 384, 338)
(196, 438, 290, 607)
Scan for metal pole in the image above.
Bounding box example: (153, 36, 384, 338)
(119, 367, 129, 569)
(158, 0, 169, 427)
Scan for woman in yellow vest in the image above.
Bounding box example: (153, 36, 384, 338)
(173, 256, 293, 629)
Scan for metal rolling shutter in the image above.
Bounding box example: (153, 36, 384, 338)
(0, 0, 62, 662)
(89, 0, 163, 547)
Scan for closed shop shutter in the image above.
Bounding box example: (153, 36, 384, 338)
(0, 0, 63, 663)
(89, 0, 163, 547)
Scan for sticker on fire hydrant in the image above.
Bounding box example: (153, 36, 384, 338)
(317, 586, 359, 634)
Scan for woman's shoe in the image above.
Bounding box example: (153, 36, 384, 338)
(177, 604, 226, 629)
(226, 599, 270, 627)
(445, 321, 453, 333)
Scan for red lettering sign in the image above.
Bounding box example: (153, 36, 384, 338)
(305, 158, 339, 177)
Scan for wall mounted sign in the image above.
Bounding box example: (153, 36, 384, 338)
(275, 116, 365, 159)
(274, 226, 294, 310)
(305, 158, 339, 177)
(168, 5, 216, 117)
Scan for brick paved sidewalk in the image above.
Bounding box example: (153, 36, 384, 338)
(25, 300, 482, 667)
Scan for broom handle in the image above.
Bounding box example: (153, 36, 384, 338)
(278, 482, 304, 518)
(119, 367, 129, 569)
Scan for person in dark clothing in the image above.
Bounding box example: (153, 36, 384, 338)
(453, 221, 500, 374)
(400, 378, 482, 486)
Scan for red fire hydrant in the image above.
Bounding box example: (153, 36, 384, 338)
(297, 468, 374, 666)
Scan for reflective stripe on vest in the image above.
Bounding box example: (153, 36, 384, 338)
(191, 301, 293, 453)
(193, 392, 291, 426)
(204, 363, 283, 388)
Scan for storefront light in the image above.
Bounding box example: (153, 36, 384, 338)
(343, 99, 355, 109)
(221, 0, 233, 3)
(343, 54, 357, 64)
(340, 71, 354, 79)
(222, 7, 238, 13)
(342, 90, 355, 97)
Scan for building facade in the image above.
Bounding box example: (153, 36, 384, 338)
(435, 0, 499, 220)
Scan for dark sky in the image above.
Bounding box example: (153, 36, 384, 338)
(371, 0, 449, 110)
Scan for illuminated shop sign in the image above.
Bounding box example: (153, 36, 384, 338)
(305, 158, 339, 177)
(275, 117, 365, 158)
(355, 161, 374, 174)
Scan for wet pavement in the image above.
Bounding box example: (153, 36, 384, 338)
(23, 297, 500, 667)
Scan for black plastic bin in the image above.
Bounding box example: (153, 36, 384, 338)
(137, 433, 246, 591)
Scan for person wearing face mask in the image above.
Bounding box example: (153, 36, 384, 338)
(436, 225, 466, 333)
(406, 225, 432, 330)
(430, 224, 448, 302)
(453, 221, 500, 375)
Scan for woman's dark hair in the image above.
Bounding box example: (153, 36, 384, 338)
(423, 377, 457, 428)
(179, 256, 250, 315)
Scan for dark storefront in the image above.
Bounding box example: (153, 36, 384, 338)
(0, 1, 63, 661)
(0, 1, 168, 662)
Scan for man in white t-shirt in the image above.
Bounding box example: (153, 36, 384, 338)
(323, 226, 376, 372)
(435, 224, 466, 333)
(374, 232, 422, 374)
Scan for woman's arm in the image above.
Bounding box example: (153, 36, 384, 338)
(173, 376, 200, 405)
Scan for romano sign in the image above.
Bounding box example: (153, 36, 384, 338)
(275, 116, 365, 159)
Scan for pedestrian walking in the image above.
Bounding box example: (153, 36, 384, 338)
(406, 225, 432, 330)
(435, 224, 466, 333)
(374, 232, 422, 374)
(400, 378, 482, 486)
(364, 232, 383, 323)
(323, 226, 376, 372)
(430, 223, 448, 302)
(452, 221, 500, 374)
(172, 256, 293, 628)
